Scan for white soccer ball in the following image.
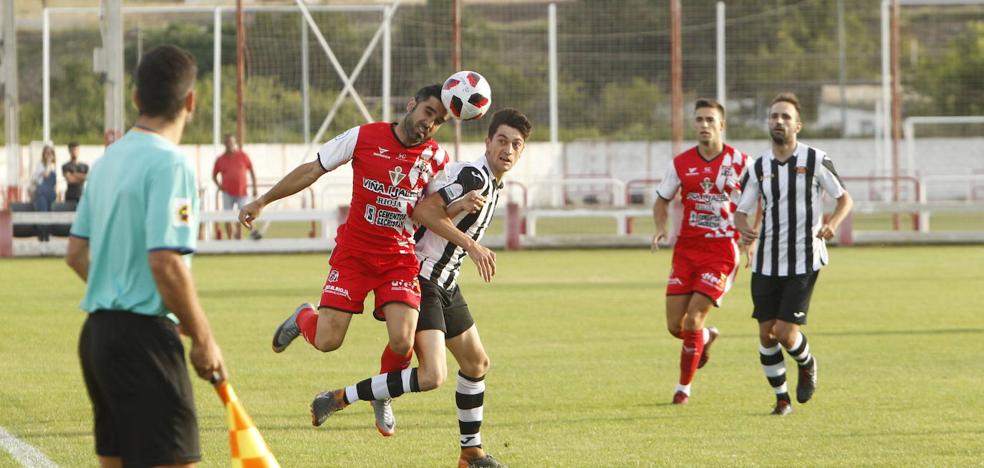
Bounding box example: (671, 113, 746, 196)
(441, 71, 492, 121)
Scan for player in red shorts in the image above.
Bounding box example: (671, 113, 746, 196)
(651, 98, 749, 405)
(238, 84, 496, 419)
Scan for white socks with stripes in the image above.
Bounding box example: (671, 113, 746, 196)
(456, 372, 485, 449)
(786, 332, 814, 368)
(343, 368, 420, 404)
(759, 344, 790, 401)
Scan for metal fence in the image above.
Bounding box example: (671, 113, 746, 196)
(2, 1, 984, 163)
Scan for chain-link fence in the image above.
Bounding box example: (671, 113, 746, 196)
(3, 1, 984, 174)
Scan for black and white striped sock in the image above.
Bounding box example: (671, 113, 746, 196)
(760, 344, 790, 401)
(786, 332, 814, 369)
(343, 368, 420, 404)
(456, 372, 485, 449)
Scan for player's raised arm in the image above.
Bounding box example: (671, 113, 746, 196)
(239, 160, 326, 229)
(412, 192, 496, 282)
(240, 127, 359, 229)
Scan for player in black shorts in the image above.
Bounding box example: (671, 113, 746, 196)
(735, 93, 852, 416)
(303, 109, 529, 468)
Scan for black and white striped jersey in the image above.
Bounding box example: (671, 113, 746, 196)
(415, 156, 502, 290)
(736, 143, 847, 276)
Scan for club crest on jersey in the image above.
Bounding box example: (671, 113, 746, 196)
(389, 166, 407, 186)
(372, 147, 391, 159)
(328, 269, 339, 282)
(700, 177, 714, 193)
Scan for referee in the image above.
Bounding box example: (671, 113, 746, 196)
(735, 92, 853, 416)
(65, 45, 227, 467)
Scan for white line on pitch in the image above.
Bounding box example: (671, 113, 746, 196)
(0, 426, 58, 468)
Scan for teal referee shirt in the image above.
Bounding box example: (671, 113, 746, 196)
(70, 130, 199, 317)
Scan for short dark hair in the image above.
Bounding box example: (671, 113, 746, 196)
(695, 98, 725, 119)
(487, 108, 532, 141)
(770, 92, 801, 118)
(414, 84, 443, 105)
(135, 45, 197, 120)
(67, 141, 79, 149)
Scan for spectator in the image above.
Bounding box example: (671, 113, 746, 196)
(32, 145, 58, 245)
(62, 141, 89, 205)
(212, 133, 257, 239)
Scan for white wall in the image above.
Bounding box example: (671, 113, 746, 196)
(4, 137, 981, 206)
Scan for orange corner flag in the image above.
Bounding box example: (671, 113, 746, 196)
(215, 381, 280, 468)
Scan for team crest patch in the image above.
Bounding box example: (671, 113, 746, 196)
(328, 269, 339, 282)
(172, 197, 191, 227)
(389, 166, 407, 186)
(700, 177, 714, 193)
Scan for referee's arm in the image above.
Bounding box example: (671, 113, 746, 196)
(150, 250, 227, 382)
(65, 236, 89, 281)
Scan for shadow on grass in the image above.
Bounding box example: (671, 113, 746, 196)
(198, 288, 312, 299)
(719, 328, 984, 339)
(812, 328, 984, 337)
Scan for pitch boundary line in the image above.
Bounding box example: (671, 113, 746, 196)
(0, 425, 58, 468)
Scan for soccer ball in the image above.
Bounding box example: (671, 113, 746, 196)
(441, 71, 492, 121)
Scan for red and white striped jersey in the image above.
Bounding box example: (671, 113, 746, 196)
(318, 122, 449, 255)
(656, 144, 748, 240)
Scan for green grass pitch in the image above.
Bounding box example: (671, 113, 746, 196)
(1, 246, 983, 466)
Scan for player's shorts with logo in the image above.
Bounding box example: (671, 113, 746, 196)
(750, 270, 819, 325)
(666, 237, 739, 304)
(416, 276, 475, 339)
(320, 246, 421, 316)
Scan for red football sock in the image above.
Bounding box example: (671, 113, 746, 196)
(380, 345, 413, 373)
(296, 306, 319, 347)
(679, 329, 705, 385)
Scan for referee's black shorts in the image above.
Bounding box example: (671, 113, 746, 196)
(416, 276, 475, 339)
(750, 271, 820, 325)
(78, 311, 201, 467)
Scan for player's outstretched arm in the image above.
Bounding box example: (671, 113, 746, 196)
(149, 250, 228, 383)
(239, 160, 326, 229)
(412, 192, 496, 282)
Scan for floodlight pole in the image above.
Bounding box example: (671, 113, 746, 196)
(548, 3, 558, 145)
(890, 0, 902, 228)
(236, 0, 246, 146)
(715, 2, 725, 108)
(302, 15, 311, 144)
(670, 0, 683, 156)
(452, 0, 462, 162)
(100, 0, 124, 139)
(214, 8, 222, 157)
(3, 0, 19, 205)
(382, 5, 392, 123)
